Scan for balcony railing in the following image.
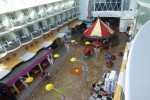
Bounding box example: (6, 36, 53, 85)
(68, 16, 72, 20)
(42, 26, 51, 33)
(26, 16, 37, 22)
(73, 14, 77, 17)
(57, 20, 63, 25)
(1, 39, 21, 52)
(63, 18, 68, 22)
(75, 2, 79, 6)
(19, 34, 32, 44)
(30, 29, 42, 38)
(0, 44, 7, 54)
(11, 19, 26, 27)
(51, 23, 57, 29)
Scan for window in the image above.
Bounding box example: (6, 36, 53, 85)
(95, 0, 122, 11)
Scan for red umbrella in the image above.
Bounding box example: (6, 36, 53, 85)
(92, 41, 102, 47)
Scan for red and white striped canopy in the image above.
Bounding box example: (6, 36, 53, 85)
(84, 19, 114, 38)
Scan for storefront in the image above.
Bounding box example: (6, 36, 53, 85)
(0, 49, 52, 96)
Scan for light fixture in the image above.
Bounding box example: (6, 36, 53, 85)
(45, 84, 54, 91)
(25, 77, 34, 83)
(71, 40, 76, 43)
(54, 54, 60, 58)
(85, 41, 90, 45)
(70, 57, 77, 62)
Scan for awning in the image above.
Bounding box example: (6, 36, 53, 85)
(56, 33, 66, 38)
(40, 41, 53, 48)
(19, 52, 36, 61)
(27, 45, 43, 53)
(1, 58, 23, 70)
(0, 68, 11, 79)
(0, 49, 52, 86)
(46, 36, 57, 42)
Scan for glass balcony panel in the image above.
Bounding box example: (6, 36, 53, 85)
(11, 19, 26, 27)
(0, 44, 7, 54)
(51, 23, 57, 29)
(57, 20, 63, 25)
(0, 23, 10, 32)
(31, 29, 42, 38)
(19, 34, 32, 44)
(3, 39, 21, 51)
(42, 26, 50, 33)
(63, 18, 68, 22)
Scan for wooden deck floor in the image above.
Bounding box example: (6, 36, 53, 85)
(26, 33, 128, 100)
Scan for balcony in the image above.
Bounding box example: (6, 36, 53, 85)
(0, 44, 7, 55)
(63, 18, 68, 22)
(57, 20, 63, 26)
(42, 26, 51, 34)
(26, 16, 37, 22)
(30, 29, 42, 38)
(68, 16, 72, 20)
(75, 2, 79, 6)
(73, 14, 77, 17)
(19, 34, 32, 44)
(0, 24, 11, 33)
(51, 23, 57, 29)
(0, 39, 21, 53)
(11, 19, 26, 27)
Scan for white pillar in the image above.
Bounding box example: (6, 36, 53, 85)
(47, 54, 53, 65)
(27, 72, 30, 77)
(38, 64, 43, 72)
(12, 84, 20, 94)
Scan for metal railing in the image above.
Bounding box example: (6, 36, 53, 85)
(1, 39, 21, 52)
(30, 29, 42, 38)
(50, 23, 57, 29)
(19, 34, 32, 44)
(11, 19, 26, 27)
(42, 26, 51, 33)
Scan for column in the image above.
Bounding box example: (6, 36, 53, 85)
(12, 84, 20, 94)
(47, 54, 53, 65)
(26, 72, 30, 77)
(38, 63, 43, 72)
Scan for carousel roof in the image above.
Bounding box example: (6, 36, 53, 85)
(84, 18, 114, 38)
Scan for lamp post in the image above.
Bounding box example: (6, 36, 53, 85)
(64, 40, 70, 53)
(19, 77, 35, 100)
(45, 84, 68, 100)
(71, 39, 78, 45)
(70, 58, 88, 85)
(93, 46, 100, 67)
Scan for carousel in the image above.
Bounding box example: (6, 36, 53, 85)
(81, 18, 119, 49)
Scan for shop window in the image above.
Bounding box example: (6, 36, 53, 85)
(29, 65, 40, 77)
(15, 79, 25, 92)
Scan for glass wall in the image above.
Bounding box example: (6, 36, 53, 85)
(94, 0, 122, 11)
(131, 3, 150, 39)
(123, 0, 130, 10)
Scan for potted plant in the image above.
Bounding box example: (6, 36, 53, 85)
(111, 54, 116, 60)
(118, 51, 123, 56)
(106, 60, 113, 68)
